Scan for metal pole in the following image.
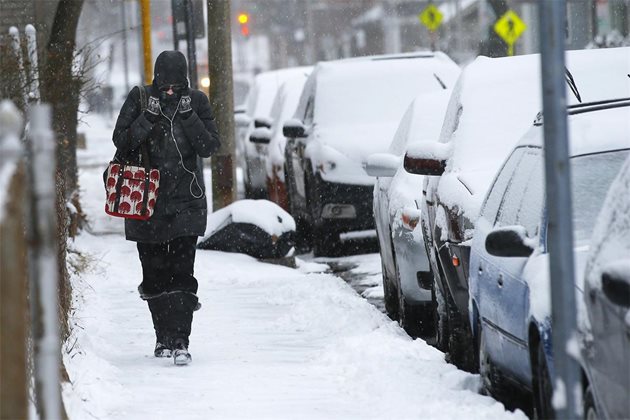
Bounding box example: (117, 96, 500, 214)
(184, 0, 198, 89)
(538, 1, 581, 419)
(24, 24, 40, 103)
(120, 0, 130, 93)
(28, 104, 62, 420)
(171, 0, 180, 50)
(207, 0, 237, 209)
(139, 0, 153, 84)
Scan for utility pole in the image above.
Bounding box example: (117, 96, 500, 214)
(120, 0, 130, 93)
(184, 0, 198, 89)
(539, 1, 581, 418)
(139, 0, 152, 84)
(207, 0, 236, 210)
(172, 0, 180, 50)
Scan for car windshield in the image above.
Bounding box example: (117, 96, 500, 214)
(571, 149, 630, 246)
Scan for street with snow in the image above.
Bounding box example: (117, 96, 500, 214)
(61, 114, 525, 419)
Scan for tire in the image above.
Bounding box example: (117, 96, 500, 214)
(433, 273, 449, 352)
(382, 260, 399, 321)
(444, 286, 476, 372)
(312, 225, 341, 257)
(478, 323, 506, 398)
(583, 384, 599, 420)
(395, 257, 435, 338)
(532, 341, 554, 419)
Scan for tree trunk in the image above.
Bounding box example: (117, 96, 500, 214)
(40, 0, 85, 200)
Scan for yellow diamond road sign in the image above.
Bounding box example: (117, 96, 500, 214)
(494, 10, 527, 46)
(419, 4, 443, 32)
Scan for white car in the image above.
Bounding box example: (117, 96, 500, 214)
(236, 67, 312, 199)
(248, 71, 312, 213)
(364, 89, 455, 338)
(283, 51, 461, 256)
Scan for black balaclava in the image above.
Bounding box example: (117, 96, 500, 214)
(153, 51, 189, 106)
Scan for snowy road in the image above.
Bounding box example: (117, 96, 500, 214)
(62, 114, 525, 419)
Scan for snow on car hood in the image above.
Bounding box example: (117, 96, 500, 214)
(305, 122, 399, 185)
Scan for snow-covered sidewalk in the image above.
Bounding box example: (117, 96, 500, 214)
(62, 114, 524, 419)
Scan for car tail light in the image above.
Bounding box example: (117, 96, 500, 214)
(401, 207, 421, 231)
(452, 255, 460, 267)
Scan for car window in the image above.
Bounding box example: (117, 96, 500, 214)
(479, 148, 525, 224)
(571, 149, 630, 246)
(496, 149, 539, 229)
(516, 152, 544, 237)
(304, 95, 315, 125)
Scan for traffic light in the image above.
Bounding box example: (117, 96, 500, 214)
(237, 13, 250, 37)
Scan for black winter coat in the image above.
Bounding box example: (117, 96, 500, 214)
(112, 85, 220, 243)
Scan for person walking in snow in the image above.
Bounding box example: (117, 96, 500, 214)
(112, 51, 220, 365)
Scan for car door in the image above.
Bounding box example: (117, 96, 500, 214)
(490, 149, 543, 381)
(472, 148, 524, 362)
(586, 275, 630, 418)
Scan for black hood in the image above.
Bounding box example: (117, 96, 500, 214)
(153, 51, 189, 90)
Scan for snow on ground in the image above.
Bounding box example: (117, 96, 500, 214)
(63, 112, 525, 419)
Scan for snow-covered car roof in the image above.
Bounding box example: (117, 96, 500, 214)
(517, 99, 630, 157)
(438, 47, 630, 218)
(389, 89, 453, 156)
(311, 54, 460, 127)
(247, 66, 312, 119)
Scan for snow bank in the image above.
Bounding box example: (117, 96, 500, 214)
(202, 199, 296, 239)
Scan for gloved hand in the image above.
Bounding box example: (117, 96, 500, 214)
(178, 90, 193, 118)
(144, 96, 161, 123)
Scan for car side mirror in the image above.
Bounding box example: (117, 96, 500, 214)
(254, 117, 272, 129)
(485, 226, 534, 258)
(403, 142, 449, 176)
(364, 153, 400, 177)
(249, 127, 272, 144)
(283, 118, 307, 138)
(601, 261, 630, 307)
(234, 113, 251, 127)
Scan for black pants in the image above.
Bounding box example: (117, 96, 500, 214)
(137, 236, 198, 295)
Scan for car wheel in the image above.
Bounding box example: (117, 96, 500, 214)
(395, 258, 434, 338)
(583, 384, 599, 420)
(444, 285, 476, 372)
(312, 225, 341, 257)
(381, 259, 399, 320)
(433, 272, 449, 352)
(532, 341, 554, 419)
(478, 322, 507, 398)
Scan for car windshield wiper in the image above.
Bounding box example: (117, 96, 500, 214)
(565, 68, 582, 103)
(433, 73, 447, 90)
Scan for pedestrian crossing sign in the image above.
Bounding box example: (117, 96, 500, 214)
(419, 4, 443, 32)
(494, 10, 527, 55)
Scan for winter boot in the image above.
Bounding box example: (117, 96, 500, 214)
(154, 341, 172, 358)
(173, 338, 192, 365)
(161, 291, 198, 364)
(147, 293, 173, 357)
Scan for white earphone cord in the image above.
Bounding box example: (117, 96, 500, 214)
(160, 99, 204, 199)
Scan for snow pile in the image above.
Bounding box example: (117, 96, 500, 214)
(202, 199, 295, 239)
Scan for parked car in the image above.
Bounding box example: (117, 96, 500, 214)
(468, 99, 630, 415)
(283, 52, 461, 257)
(236, 67, 311, 199)
(580, 137, 630, 420)
(404, 47, 630, 370)
(365, 90, 454, 338)
(248, 71, 312, 212)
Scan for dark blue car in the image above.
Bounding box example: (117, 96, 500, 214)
(468, 99, 630, 416)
